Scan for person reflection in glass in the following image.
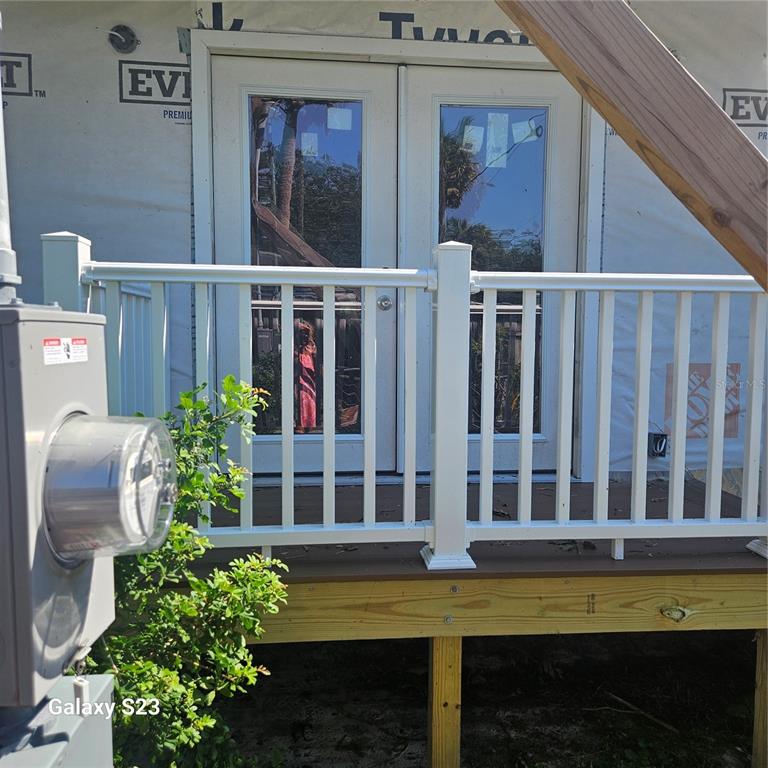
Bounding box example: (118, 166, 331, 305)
(295, 319, 317, 432)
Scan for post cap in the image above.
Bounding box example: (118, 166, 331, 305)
(40, 232, 92, 246)
(435, 240, 473, 250)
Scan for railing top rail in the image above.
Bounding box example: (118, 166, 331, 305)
(471, 271, 764, 293)
(81, 262, 765, 294)
(80, 262, 433, 289)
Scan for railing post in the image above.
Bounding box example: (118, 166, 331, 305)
(40, 232, 90, 311)
(420, 241, 475, 570)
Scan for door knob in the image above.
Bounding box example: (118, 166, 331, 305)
(377, 295, 393, 311)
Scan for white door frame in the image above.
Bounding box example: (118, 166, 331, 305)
(190, 29, 606, 481)
(191, 29, 554, 272)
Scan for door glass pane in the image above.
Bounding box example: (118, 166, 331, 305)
(439, 105, 547, 434)
(249, 96, 363, 435)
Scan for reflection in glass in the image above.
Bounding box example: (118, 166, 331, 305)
(249, 96, 363, 435)
(439, 105, 547, 434)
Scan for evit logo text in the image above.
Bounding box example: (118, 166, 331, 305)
(119, 61, 191, 106)
(0, 53, 32, 97)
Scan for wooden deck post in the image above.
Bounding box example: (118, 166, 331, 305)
(428, 636, 462, 768)
(754, 630, 767, 768)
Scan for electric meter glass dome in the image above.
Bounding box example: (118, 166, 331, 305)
(44, 415, 177, 560)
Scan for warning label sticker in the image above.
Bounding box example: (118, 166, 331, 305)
(43, 337, 88, 366)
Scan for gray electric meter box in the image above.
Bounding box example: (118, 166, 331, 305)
(0, 305, 115, 708)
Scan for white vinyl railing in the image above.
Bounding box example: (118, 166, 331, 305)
(83, 281, 155, 416)
(468, 270, 767, 563)
(41, 233, 768, 569)
(45, 240, 434, 556)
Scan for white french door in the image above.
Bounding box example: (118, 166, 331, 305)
(401, 65, 581, 472)
(211, 56, 399, 473)
(210, 55, 581, 477)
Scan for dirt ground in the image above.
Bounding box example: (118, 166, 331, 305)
(220, 630, 757, 768)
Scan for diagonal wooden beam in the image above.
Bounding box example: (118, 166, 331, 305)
(497, 0, 768, 290)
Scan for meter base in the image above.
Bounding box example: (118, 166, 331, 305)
(0, 675, 114, 767)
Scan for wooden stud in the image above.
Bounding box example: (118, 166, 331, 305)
(496, 0, 768, 288)
(428, 636, 462, 768)
(257, 572, 768, 644)
(755, 630, 767, 768)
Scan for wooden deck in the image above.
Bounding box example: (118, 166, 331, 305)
(198, 476, 767, 641)
(198, 477, 767, 768)
(202, 477, 764, 582)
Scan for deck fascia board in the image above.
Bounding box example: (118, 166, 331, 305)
(256, 571, 768, 643)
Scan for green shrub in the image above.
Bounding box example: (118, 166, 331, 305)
(93, 377, 287, 768)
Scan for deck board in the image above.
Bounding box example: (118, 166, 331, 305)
(199, 479, 766, 583)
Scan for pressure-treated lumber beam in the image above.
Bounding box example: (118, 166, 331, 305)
(428, 636, 462, 768)
(257, 572, 768, 643)
(496, 0, 768, 290)
(755, 630, 767, 768)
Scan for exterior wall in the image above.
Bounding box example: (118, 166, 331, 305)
(602, 2, 767, 471)
(1, 1, 195, 392)
(1, 1, 765, 470)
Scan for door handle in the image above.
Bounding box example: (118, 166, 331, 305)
(377, 295, 393, 311)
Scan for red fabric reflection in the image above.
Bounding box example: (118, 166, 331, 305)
(295, 319, 317, 431)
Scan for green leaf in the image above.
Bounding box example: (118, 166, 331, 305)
(98, 377, 281, 768)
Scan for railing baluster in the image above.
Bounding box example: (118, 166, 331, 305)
(322, 285, 336, 528)
(403, 286, 417, 527)
(668, 292, 692, 523)
(150, 283, 168, 416)
(238, 285, 253, 528)
(479, 289, 497, 526)
(593, 290, 615, 523)
(104, 280, 123, 415)
(194, 283, 211, 393)
(705, 292, 730, 521)
(743, 293, 767, 521)
(631, 291, 654, 522)
(518, 289, 537, 525)
(138, 294, 149, 412)
(363, 286, 377, 527)
(556, 290, 576, 524)
(194, 282, 211, 531)
(121, 293, 134, 414)
(281, 286, 294, 528)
